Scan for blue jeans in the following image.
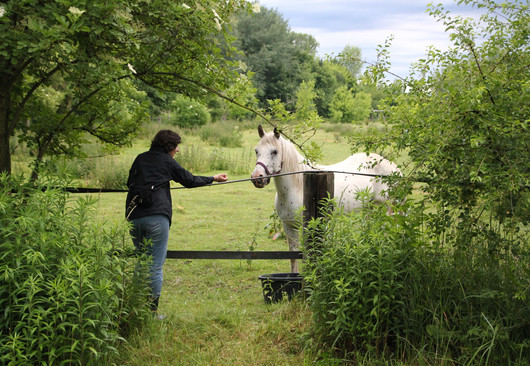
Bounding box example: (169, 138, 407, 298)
(129, 215, 170, 298)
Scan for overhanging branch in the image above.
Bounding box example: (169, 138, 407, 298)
(141, 71, 323, 159)
(143, 72, 273, 128)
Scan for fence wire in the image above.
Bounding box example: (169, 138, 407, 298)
(66, 169, 392, 193)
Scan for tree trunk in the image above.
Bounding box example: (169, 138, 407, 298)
(29, 138, 49, 182)
(0, 131, 10, 175)
(0, 88, 12, 175)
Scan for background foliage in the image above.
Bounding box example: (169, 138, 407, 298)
(365, 0, 530, 247)
(170, 95, 211, 128)
(0, 0, 255, 176)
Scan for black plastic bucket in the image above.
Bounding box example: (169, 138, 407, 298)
(258, 273, 303, 304)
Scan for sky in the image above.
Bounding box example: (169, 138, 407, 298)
(256, 0, 483, 79)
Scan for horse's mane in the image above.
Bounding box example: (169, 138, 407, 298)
(281, 137, 307, 172)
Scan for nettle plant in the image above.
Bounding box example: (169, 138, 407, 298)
(0, 173, 151, 365)
(303, 194, 529, 364)
(302, 194, 421, 357)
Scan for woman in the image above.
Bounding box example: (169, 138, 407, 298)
(125, 129, 227, 313)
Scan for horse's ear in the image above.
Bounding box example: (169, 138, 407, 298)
(273, 127, 280, 139)
(258, 124, 265, 138)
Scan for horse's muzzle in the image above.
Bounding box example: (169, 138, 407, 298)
(251, 176, 270, 188)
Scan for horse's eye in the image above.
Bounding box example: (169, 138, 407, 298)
(255, 149, 258, 155)
(271, 149, 278, 156)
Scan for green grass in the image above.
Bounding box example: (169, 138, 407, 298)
(80, 124, 344, 365)
(12, 121, 395, 365)
(88, 123, 366, 365)
(90, 173, 316, 365)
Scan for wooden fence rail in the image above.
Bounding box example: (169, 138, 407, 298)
(166, 250, 303, 260)
(166, 171, 334, 262)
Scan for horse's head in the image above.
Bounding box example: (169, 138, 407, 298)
(251, 125, 283, 188)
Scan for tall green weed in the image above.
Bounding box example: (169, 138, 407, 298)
(0, 173, 151, 365)
(303, 194, 419, 358)
(48, 155, 129, 190)
(303, 194, 529, 364)
(198, 121, 243, 147)
(177, 144, 253, 175)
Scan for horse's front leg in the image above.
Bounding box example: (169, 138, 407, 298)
(282, 220, 300, 273)
(287, 236, 299, 273)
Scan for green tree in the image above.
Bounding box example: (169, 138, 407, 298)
(330, 87, 372, 123)
(232, 6, 318, 107)
(350, 91, 372, 122)
(367, 0, 529, 242)
(337, 44, 364, 78)
(0, 0, 254, 176)
(329, 86, 356, 123)
(312, 60, 355, 118)
(219, 70, 259, 121)
(295, 80, 317, 121)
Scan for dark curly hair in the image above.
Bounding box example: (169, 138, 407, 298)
(151, 130, 182, 153)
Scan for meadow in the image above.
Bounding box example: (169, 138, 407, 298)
(8, 120, 528, 365)
(77, 121, 357, 365)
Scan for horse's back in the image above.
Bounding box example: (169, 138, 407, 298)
(325, 152, 391, 170)
(326, 153, 398, 211)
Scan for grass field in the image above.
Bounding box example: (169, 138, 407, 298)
(9, 120, 528, 365)
(94, 177, 315, 365)
(9, 121, 388, 364)
(83, 123, 359, 365)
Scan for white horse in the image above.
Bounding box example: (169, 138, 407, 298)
(251, 125, 400, 273)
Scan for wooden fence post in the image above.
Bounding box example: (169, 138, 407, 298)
(303, 171, 334, 261)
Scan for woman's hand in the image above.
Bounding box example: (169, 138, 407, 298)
(213, 173, 228, 182)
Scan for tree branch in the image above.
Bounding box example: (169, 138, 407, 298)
(142, 71, 273, 128)
(467, 41, 496, 105)
(9, 64, 62, 133)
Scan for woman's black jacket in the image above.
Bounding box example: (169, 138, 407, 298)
(125, 146, 214, 224)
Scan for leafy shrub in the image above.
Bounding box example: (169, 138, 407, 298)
(340, 4, 530, 362)
(81, 155, 129, 190)
(92, 160, 129, 190)
(303, 195, 529, 364)
(0, 174, 151, 365)
(329, 87, 372, 123)
(303, 195, 418, 358)
(170, 95, 211, 128)
(48, 155, 130, 190)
